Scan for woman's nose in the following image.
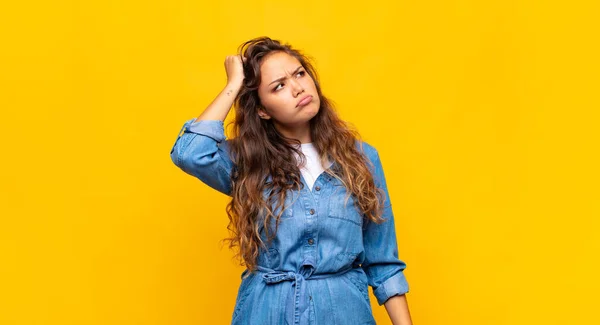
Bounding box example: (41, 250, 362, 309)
(291, 80, 305, 96)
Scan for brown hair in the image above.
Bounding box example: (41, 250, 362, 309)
(223, 36, 386, 271)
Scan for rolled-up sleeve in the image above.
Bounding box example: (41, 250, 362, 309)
(362, 148, 410, 305)
(169, 118, 235, 196)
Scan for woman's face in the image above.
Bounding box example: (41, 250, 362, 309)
(256, 51, 320, 128)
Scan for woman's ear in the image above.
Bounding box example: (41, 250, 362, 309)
(257, 107, 272, 120)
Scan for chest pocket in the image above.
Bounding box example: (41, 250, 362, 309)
(328, 185, 364, 227)
(281, 192, 295, 218)
(264, 189, 296, 219)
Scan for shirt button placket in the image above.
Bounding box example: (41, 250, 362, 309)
(307, 209, 316, 246)
(302, 184, 319, 268)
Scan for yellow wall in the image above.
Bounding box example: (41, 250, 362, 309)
(1, 0, 599, 324)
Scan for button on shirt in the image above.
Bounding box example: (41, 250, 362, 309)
(170, 119, 410, 325)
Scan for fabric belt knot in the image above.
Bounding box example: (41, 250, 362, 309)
(257, 265, 354, 325)
(262, 271, 300, 284)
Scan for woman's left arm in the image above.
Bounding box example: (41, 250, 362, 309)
(359, 144, 413, 324)
(384, 294, 413, 325)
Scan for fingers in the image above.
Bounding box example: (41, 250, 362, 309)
(224, 54, 245, 85)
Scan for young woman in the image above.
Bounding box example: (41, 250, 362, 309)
(170, 36, 413, 325)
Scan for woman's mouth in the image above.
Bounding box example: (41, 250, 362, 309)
(297, 95, 313, 108)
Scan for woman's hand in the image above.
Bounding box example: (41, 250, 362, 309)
(192, 55, 246, 122)
(224, 55, 245, 88)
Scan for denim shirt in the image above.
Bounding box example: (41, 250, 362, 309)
(170, 118, 409, 325)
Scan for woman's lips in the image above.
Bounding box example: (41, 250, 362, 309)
(297, 95, 313, 107)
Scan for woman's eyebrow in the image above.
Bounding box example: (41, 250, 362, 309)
(268, 66, 303, 86)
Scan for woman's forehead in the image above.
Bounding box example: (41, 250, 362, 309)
(260, 52, 302, 77)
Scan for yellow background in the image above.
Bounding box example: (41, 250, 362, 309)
(1, 0, 599, 324)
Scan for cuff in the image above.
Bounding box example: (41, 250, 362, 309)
(373, 271, 410, 305)
(185, 118, 226, 142)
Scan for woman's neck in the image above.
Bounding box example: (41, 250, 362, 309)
(274, 121, 312, 144)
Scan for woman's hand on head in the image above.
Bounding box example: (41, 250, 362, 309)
(224, 55, 246, 88)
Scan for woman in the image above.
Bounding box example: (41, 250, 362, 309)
(170, 36, 413, 325)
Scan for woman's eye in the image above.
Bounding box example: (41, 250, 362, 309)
(273, 71, 305, 91)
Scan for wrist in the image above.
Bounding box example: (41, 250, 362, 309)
(226, 79, 243, 90)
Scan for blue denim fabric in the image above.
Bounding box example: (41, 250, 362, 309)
(170, 118, 409, 325)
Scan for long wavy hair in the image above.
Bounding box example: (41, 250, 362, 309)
(223, 36, 387, 272)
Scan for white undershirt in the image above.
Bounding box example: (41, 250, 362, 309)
(294, 143, 333, 190)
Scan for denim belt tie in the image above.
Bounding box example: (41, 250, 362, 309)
(257, 265, 354, 325)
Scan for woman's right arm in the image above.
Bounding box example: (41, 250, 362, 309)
(169, 55, 245, 196)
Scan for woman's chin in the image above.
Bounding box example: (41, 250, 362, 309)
(302, 102, 320, 118)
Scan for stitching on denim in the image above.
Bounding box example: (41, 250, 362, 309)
(328, 215, 362, 226)
(328, 192, 363, 226)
